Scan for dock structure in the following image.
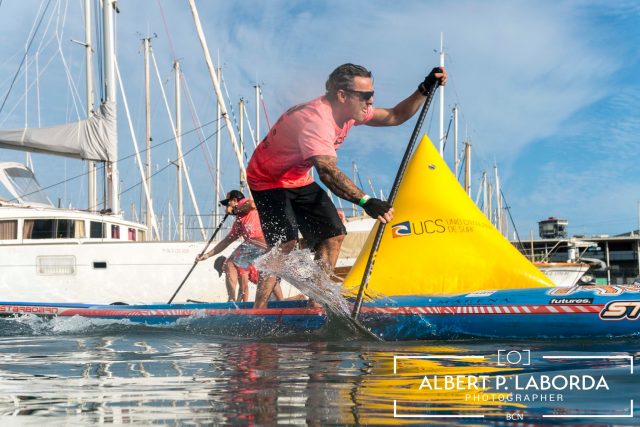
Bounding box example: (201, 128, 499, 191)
(512, 232, 640, 285)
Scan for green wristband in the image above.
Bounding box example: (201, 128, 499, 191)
(358, 195, 371, 207)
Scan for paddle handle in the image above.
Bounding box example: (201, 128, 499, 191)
(168, 213, 229, 304)
(351, 80, 439, 319)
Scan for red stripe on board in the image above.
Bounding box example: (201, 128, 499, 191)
(360, 304, 604, 316)
(56, 307, 324, 318)
(1, 303, 606, 319)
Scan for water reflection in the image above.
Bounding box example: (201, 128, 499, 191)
(209, 342, 280, 424)
(0, 323, 637, 424)
(350, 346, 512, 425)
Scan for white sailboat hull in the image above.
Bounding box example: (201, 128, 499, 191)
(0, 240, 246, 304)
(534, 262, 590, 287)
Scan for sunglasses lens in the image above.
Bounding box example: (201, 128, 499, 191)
(343, 89, 374, 101)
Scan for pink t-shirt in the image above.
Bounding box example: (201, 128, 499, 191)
(247, 96, 373, 191)
(227, 198, 265, 243)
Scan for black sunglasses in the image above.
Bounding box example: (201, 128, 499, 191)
(342, 89, 374, 101)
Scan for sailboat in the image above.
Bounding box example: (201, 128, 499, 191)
(0, 1, 285, 305)
(533, 238, 603, 287)
(4, 134, 640, 339)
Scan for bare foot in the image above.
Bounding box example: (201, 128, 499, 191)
(307, 299, 323, 308)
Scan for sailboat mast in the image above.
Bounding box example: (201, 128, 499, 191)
(482, 171, 488, 217)
(239, 98, 245, 191)
(85, 0, 97, 212)
(175, 60, 184, 240)
(149, 52, 205, 240)
(187, 0, 246, 186)
(255, 84, 260, 147)
(452, 104, 459, 178)
(438, 33, 445, 157)
(215, 65, 222, 233)
(488, 182, 493, 224)
(103, 0, 118, 214)
(494, 165, 503, 234)
(464, 141, 471, 195)
(144, 37, 153, 236)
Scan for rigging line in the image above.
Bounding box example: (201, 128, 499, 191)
(366, 177, 377, 196)
(55, 0, 83, 120)
(220, 72, 251, 176)
(221, 73, 242, 135)
(24, 53, 28, 128)
(155, 0, 178, 60)
(26, 0, 48, 51)
(154, 0, 216, 185)
(36, 53, 41, 127)
(119, 124, 225, 198)
(220, 71, 251, 172)
(500, 188, 526, 252)
(55, 29, 83, 121)
(25, 0, 61, 128)
(32, 0, 64, 113)
(119, 116, 220, 162)
(241, 98, 257, 149)
(34, 0, 59, 57)
(474, 174, 484, 206)
(355, 169, 366, 191)
(0, 0, 53, 114)
(457, 154, 466, 181)
(150, 50, 206, 238)
(0, 50, 24, 86)
(55, 0, 71, 47)
(180, 74, 216, 182)
(259, 87, 271, 130)
(0, 51, 59, 128)
(441, 115, 453, 152)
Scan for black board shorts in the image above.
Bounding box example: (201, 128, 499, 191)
(251, 182, 347, 249)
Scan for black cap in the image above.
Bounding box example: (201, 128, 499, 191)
(213, 256, 226, 277)
(220, 190, 245, 206)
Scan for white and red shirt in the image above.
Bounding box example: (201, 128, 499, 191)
(247, 96, 373, 191)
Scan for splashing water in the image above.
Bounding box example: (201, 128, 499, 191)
(255, 248, 351, 317)
(254, 248, 381, 340)
(0, 313, 137, 336)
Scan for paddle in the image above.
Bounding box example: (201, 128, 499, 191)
(167, 213, 229, 304)
(351, 76, 440, 319)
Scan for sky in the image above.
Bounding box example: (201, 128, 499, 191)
(0, 0, 639, 239)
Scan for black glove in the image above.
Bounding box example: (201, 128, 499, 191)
(362, 198, 392, 219)
(418, 67, 443, 96)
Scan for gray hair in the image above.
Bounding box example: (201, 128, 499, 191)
(325, 63, 372, 101)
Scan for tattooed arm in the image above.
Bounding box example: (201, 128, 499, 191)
(310, 155, 364, 203)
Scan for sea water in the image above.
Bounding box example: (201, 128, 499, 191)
(0, 251, 638, 425)
(0, 319, 637, 425)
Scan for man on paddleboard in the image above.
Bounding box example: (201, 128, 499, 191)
(196, 190, 283, 302)
(247, 64, 447, 308)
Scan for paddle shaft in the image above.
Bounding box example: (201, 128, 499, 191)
(167, 213, 229, 304)
(351, 81, 439, 319)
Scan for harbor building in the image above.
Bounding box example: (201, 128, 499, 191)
(512, 217, 640, 285)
